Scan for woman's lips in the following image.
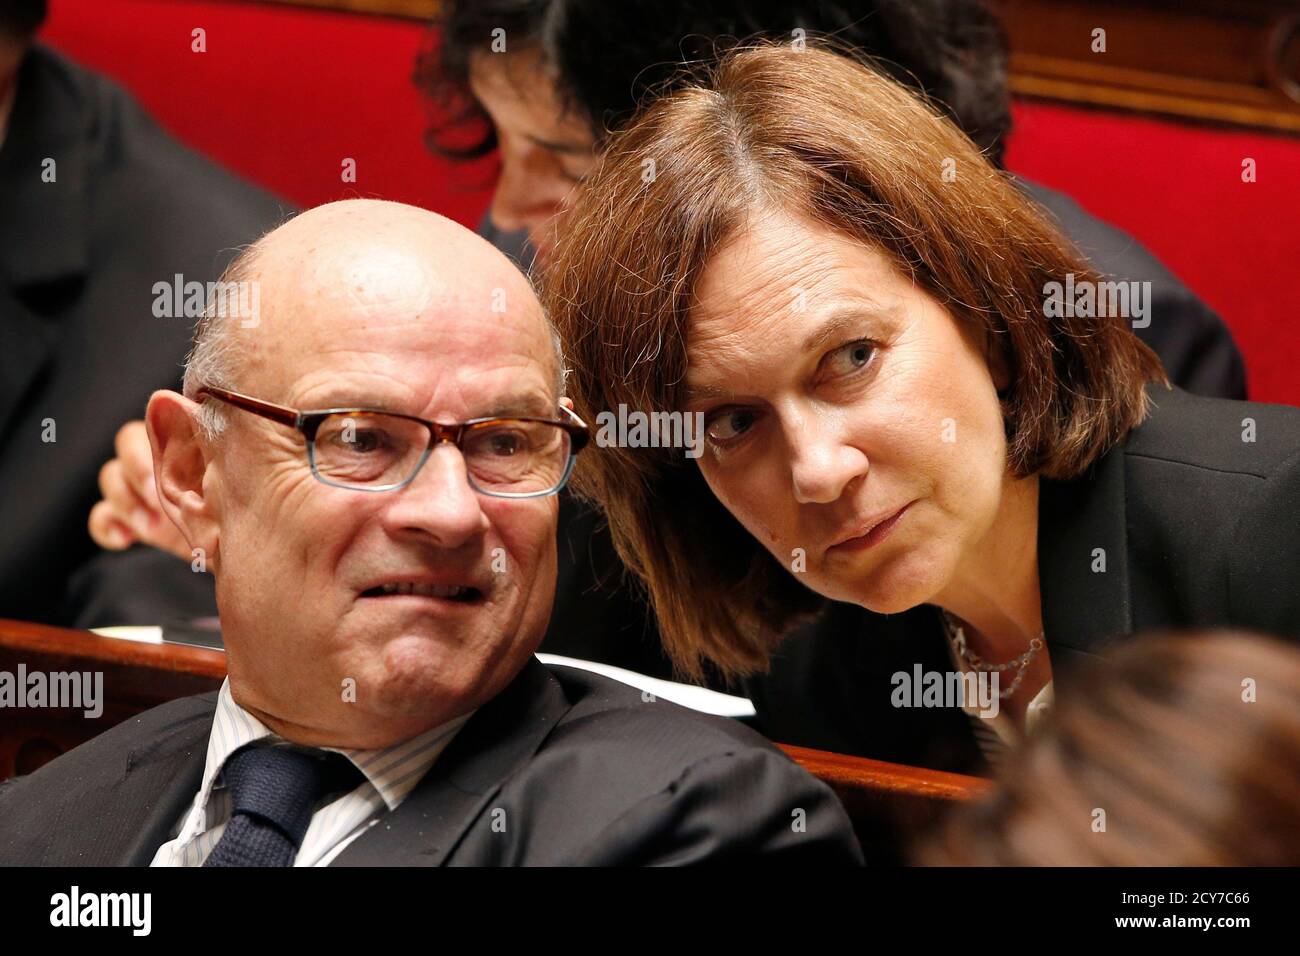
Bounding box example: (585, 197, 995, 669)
(827, 502, 912, 555)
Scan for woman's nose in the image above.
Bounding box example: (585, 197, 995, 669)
(787, 418, 869, 505)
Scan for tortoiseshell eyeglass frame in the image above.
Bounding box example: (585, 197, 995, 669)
(194, 385, 590, 498)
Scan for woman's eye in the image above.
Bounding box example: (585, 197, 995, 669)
(825, 340, 877, 377)
(705, 409, 758, 444)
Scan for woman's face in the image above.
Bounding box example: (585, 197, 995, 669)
(467, 50, 597, 264)
(683, 209, 1014, 614)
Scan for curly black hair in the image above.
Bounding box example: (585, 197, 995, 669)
(416, 0, 1012, 167)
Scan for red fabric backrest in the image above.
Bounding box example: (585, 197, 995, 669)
(42, 0, 494, 224)
(1006, 100, 1300, 406)
(41, 0, 1299, 404)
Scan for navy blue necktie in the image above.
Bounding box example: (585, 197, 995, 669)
(203, 745, 363, 867)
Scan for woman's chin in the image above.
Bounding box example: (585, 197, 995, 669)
(859, 590, 924, 616)
(836, 556, 944, 616)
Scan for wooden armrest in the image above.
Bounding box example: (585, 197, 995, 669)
(0, 618, 226, 678)
(778, 743, 990, 862)
(0, 618, 226, 780)
(778, 743, 989, 802)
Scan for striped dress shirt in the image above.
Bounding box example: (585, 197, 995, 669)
(151, 678, 475, 867)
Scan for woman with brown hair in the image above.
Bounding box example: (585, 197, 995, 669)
(540, 43, 1300, 774)
(922, 631, 1300, 865)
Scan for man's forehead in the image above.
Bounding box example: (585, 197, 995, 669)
(245, 304, 556, 405)
(251, 201, 537, 311)
(221, 200, 557, 408)
(242, 249, 550, 372)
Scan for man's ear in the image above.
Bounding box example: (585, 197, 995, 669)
(559, 396, 575, 412)
(145, 390, 220, 567)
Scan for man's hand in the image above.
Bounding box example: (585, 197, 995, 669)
(87, 420, 191, 560)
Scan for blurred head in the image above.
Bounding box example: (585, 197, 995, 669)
(922, 631, 1300, 866)
(0, 0, 45, 42)
(541, 44, 1165, 679)
(0, 0, 45, 107)
(465, 44, 597, 264)
(418, 0, 1011, 266)
(147, 200, 571, 748)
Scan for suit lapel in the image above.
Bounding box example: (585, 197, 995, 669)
(30, 697, 213, 866)
(1038, 443, 1134, 677)
(331, 657, 571, 866)
(0, 287, 58, 446)
(113, 702, 214, 866)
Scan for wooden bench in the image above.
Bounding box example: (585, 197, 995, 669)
(0, 618, 988, 859)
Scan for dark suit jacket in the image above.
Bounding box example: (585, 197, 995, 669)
(743, 384, 1300, 775)
(1018, 180, 1246, 401)
(0, 659, 863, 865)
(0, 45, 289, 625)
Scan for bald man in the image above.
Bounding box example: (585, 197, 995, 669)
(0, 200, 860, 867)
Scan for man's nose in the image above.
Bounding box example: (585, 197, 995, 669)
(489, 153, 562, 234)
(381, 444, 489, 548)
(786, 412, 869, 505)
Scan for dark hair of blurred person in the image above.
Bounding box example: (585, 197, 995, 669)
(419, 0, 1010, 266)
(425, 0, 1010, 163)
(921, 632, 1300, 865)
(0, 0, 46, 38)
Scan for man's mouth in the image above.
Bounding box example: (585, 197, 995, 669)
(360, 582, 484, 602)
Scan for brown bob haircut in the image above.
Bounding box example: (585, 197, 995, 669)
(540, 42, 1167, 681)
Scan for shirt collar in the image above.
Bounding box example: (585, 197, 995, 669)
(199, 678, 475, 814)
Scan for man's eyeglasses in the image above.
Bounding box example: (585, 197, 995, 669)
(195, 385, 589, 498)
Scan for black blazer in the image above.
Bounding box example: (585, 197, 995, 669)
(0, 45, 290, 625)
(0, 659, 863, 866)
(743, 384, 1300, 775)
